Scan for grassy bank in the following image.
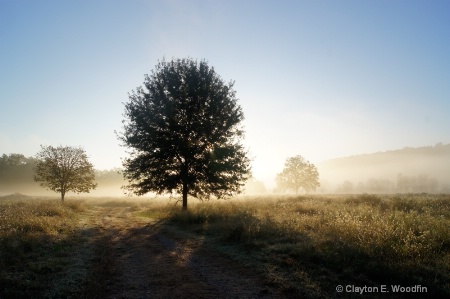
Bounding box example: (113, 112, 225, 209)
(156, 194, 450, 297)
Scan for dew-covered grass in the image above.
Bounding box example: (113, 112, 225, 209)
(155, 194, 450, 297)
(0, 195, 87, 297)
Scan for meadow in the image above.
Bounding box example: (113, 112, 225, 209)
(0, 193, 449, 298)
(147, 193, 450, 297)
(0, 194, 88, 298)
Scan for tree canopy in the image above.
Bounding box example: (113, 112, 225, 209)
(34, 145, 97, 201)
(118, 58, 250, 210)
(276, 155, 320, 194)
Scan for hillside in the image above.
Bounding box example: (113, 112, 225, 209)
(317, 142, 450, 193)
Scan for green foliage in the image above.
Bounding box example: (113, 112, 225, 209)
(276, 155, 320, 193)
(34, 145, 97, 201)
(119, 58, 250, 210)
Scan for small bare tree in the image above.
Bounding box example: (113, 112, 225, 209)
(34, 145, 97, 201)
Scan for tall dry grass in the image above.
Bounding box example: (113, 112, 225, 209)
(1, 193, 448, 298)
(159, 194, 450, 297)
(0, 195, 87, 297)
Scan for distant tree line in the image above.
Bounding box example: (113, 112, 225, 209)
(396, 173, 439, 193)
(0, 154, 37, 193)
(95, 168, 125, 186)
(335, 173, 442, 194)
(2, 152, 448, 196)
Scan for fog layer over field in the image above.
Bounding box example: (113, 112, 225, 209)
(1, 143, 449, 196)
(317, 143, 450, 193)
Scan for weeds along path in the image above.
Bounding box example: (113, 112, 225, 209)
(77, 205, 272, 299)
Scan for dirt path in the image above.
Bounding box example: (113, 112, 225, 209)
(77, 206, 274, 299)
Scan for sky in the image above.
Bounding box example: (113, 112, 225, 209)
(1, 0, 450, 187)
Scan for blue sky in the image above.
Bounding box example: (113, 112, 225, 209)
(1, 0, 449, 186)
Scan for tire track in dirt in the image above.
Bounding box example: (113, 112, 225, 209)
(79, 206, 275, 299)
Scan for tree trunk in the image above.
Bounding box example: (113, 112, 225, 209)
(61, 191, 65, 202)
(182, 181, 188, 211)
(181, 161, 188, 211)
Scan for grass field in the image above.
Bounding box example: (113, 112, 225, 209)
(0, 194, 88, 298)
(145, 193, 450, 297)
(1, 193, 449, 298)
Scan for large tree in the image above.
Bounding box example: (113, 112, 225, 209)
(34, 145, 97, 201)
(118, 58, 250, 210)
(276, 155, 320, 194)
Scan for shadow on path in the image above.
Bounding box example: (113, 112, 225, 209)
(78, 206, 274, 299)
